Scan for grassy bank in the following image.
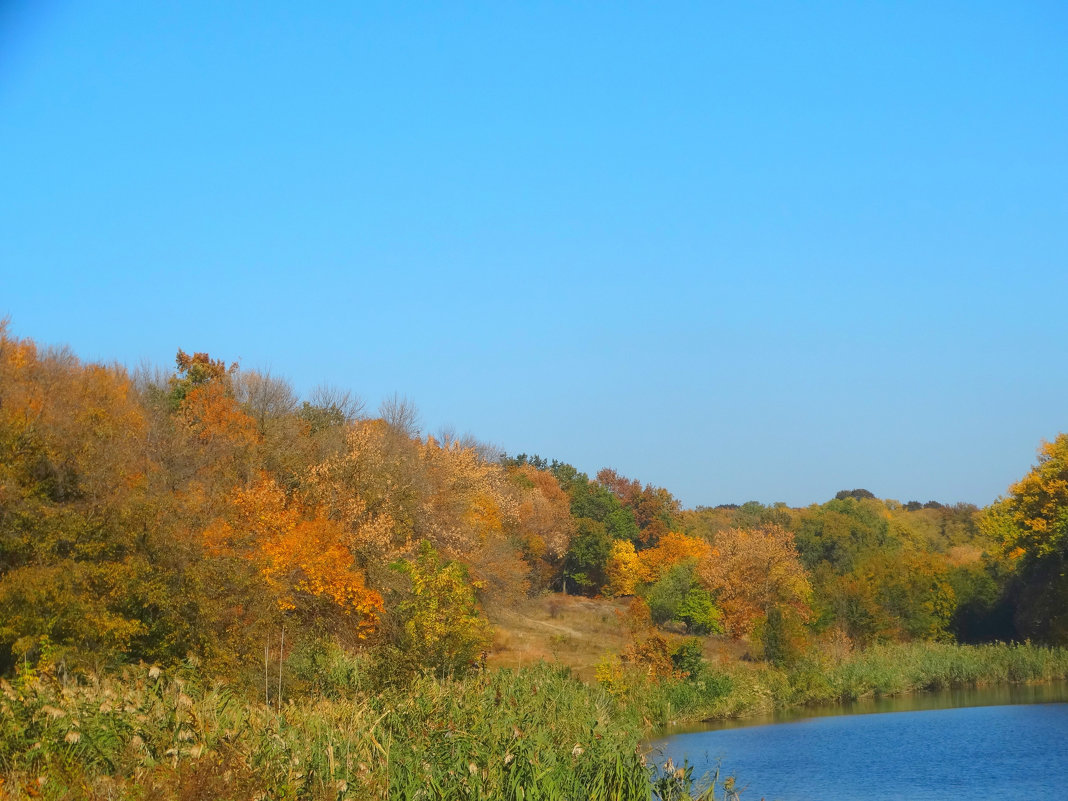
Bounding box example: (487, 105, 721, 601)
(0, 661, 669, 801)
(3, 642, 1067, 799)
(617, 641, 1068, 727)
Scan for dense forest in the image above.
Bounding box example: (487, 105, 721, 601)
(2, 322, 1067, 798)
(3, 322, 1064, 679)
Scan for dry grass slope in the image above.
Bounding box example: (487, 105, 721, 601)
(485, 594, 744, 680)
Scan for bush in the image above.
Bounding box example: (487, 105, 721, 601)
(676, 589, 722, 635)
(670, 638, 705, 678)
(646, 564, 688, 624)
(386, 541, 491, 682)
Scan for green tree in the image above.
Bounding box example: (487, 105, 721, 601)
(645, 561, 694, 625)
(676, 587, 722, 635)
(554, 465, 641, 543)
(388, 541, 491, 679)
(644, 560, 722, 634)
(563, 519, 612, 594)
(794, 496, 895, 572)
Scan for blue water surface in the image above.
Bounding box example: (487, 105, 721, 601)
(650, 700, 1068, 801)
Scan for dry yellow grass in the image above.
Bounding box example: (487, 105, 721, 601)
(485, 593, 747, 680)
(485, 594, 632, 679)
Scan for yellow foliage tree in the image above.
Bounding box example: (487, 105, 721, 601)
(389, 541, 491, 678)
(983, 433, 1068, 643)
(992, 434, 1068, 559)
(305, 418, 417, 564)
(605, 539, 643, 596)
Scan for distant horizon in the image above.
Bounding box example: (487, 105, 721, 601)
(3, 2, 1065, 512)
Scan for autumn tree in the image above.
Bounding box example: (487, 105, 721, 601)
(155, 350, 260, 503)
(307, 421, 530, 606)
(596, 468, 681, 545)
(510, 464, 576, 590)
(0, 326, 189, 671)
(992, 434, 1068, 559)
(817, 551, 957, 645)
(983, 434, 1068, 643)
(386, 541, 491, 680)
(547, 462, 643, 594)
(698, 525, 813, 639)
(296, 384, 365, 461)
(418, 436, 517, 554)
(422, 435, 529, 605)
(232, 369, 313, 488)
(637, 531, 713, 584)
(305, 418, 424, 573)
(204, 476, 382, 644)
(605, 539, 642, 596)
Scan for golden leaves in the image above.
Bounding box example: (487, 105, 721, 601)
(205, 476, 382, 635)
(636, 532, 712, 584)
(604, 540, 642, 597)
(698, 525, 813, 637)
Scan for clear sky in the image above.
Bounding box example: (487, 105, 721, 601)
(2, 1, 1066, 509)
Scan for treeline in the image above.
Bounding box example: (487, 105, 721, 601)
(1, 323, 1066, 685)
(0, 326, 564, 681)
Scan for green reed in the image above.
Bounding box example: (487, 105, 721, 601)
(0, 660, 660, 800)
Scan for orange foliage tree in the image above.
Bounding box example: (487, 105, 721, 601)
(309, 426, 529, 603)
(637, 531, 713, 584)
(698, 525, 813, 638)
(511, 464, 576, 589)
(170, 351, 259, 488)
(204, 476, 382, 641)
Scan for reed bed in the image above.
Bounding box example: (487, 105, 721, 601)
(618, 641, 1068, 727)
(3, 642, 1066, 799)
(0, 662, 655, 801)
(787, 640, 1068, 706)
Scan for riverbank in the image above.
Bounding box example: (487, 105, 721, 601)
(3, 642, 1067, 800)
(660, 678, 1068, 736)
(614, 641, 1068, 729)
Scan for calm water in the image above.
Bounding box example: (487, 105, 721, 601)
(649, 683, 1068, 801)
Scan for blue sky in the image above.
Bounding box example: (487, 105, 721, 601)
(2, 1, 1066, 508)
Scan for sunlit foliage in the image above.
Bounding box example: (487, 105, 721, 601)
(699, 525, 813, 638)
(1, 323, 1058, 689)
(203, 476, 382, 635)
(984, 434, 1068, 643)
(388, 541, 491, 679)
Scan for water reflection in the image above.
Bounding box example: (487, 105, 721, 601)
(652, 683, 1068, 801)
(662, 679, 1068, 736)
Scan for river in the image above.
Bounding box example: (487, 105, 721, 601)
(648, 682, 1068, 801)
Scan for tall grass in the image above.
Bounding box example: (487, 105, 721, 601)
(3, 642, 1067, 798)
(0, 661, 654, 800)
(0, 661, 385, 799)
(620, 641, 1068, 728)
(787, 641, 1068, 705)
